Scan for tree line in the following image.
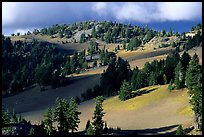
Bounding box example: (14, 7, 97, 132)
(2, 96, 107, 135)
(76, 49, 202, 130)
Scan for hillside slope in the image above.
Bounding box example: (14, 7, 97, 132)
(78, 85, 193, 135)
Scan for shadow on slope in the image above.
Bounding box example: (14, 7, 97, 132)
(131, 87, 159, 98)
(2, 74, 101, 114)
(108, 124, 179, 135)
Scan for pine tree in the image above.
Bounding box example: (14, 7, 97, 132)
(92, 27, 97, 38)
(85, 119, 91, 132)
(92, 96, 105, 135)
(191, 83, 202, 129)
(181, 51, 191, 71)
(176, 125, 185, 135)
(12, 110, 18, 123)
(185, 54, 202, 129)
(43, 108, 54, 135)
(161, 29, 166, 37)
(80, 33, 86, 43)
(85, 123, 95, 135)
(104, 121, 108, 134)
(185, 56, 201, 95)
(118, 80, 132, 101)
(123, 41, 126, 49)
(68, 97, 81, 133)
(174, 61, 185, 89)
(2, 105, 11, 125)
(149, 71, 157, 86)
(29, 127, 35, 135)
(54, 97, 69, 133)
(168, 27, 173, 36)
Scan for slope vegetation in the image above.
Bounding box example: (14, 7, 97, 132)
(77, 85, 193, 134)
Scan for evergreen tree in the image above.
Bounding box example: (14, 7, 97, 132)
(85, 122, 95, 135)
(92, 96, 105, 135)
(68, 97, 81, 133)
(149, 71, 158, 86)
(171, 41, 176, 47)
(2, 105, 11, 125)
(174, 61, 185, 89)
(105, 32, 111, 43)
(85, 119, 91, 132)
(80, 33, 86, 43)
(176, 125, 185, 135)
(185, 55, 201, 94)
(43, 108, 55, 135)
(145, 31, 154, 43)
(168, 27, 173, 36)
(181, 51, 191, 71)
(118, 80, 132, 101)
(92, 27, 97, 38)
(104, 121, 108, 134)
(191, 83, 202, 130)
(185, 54, 202, 129)
(54, 97, 69, 133)
(130, 67, 140, 90)
(161, 29, 166, 37)
(123, 41, 126, 49)
(29, 127, 35, 135)
(192, 53, 199, 64)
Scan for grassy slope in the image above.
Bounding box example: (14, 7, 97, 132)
(77, 85, 193, 133)
(103, 85, 192, 115)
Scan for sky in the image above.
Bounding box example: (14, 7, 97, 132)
(2, 2, 202, 36)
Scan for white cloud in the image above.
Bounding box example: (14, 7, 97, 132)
(112, 2, 159, 23)
(91, 2, 107, 16)
(2, 2, 18, 26)
(92, 2, 202, 23)
(2, 2, 202, 35)
(157, 2, 202, 21)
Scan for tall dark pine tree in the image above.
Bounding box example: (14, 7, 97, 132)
(92, 27, 97, 38)
(43, 108, 55, 135)
(191, 83, 202, 129)
(92, 96, 105, 135)
(149, 71, 158, 86)
(68, 97, 81, 133)
(54, 97, 69, 133)
(185, 54, 201, 93)
(131, 66, 140, 90)
(181, 51, 191, 71)
(80, 33, 86, 43)
(174, 61, 185, 90)
(185, 54, 202, 129)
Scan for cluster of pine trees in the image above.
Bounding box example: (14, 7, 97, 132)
(2, 36, 90, 93)
(2, 96, 107, 135)
(27, 21, 174, 45)
(2, 34, 118, 94)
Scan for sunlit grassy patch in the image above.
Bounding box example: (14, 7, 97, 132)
(177, 105, 193, 116)
(172, 88, 193, 116)
(10, 36, 26, 41)
(103, 85, 170, 111)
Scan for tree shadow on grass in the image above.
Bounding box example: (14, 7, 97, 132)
(108, 124, 179, 135)
(131, 87, 159, 99)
